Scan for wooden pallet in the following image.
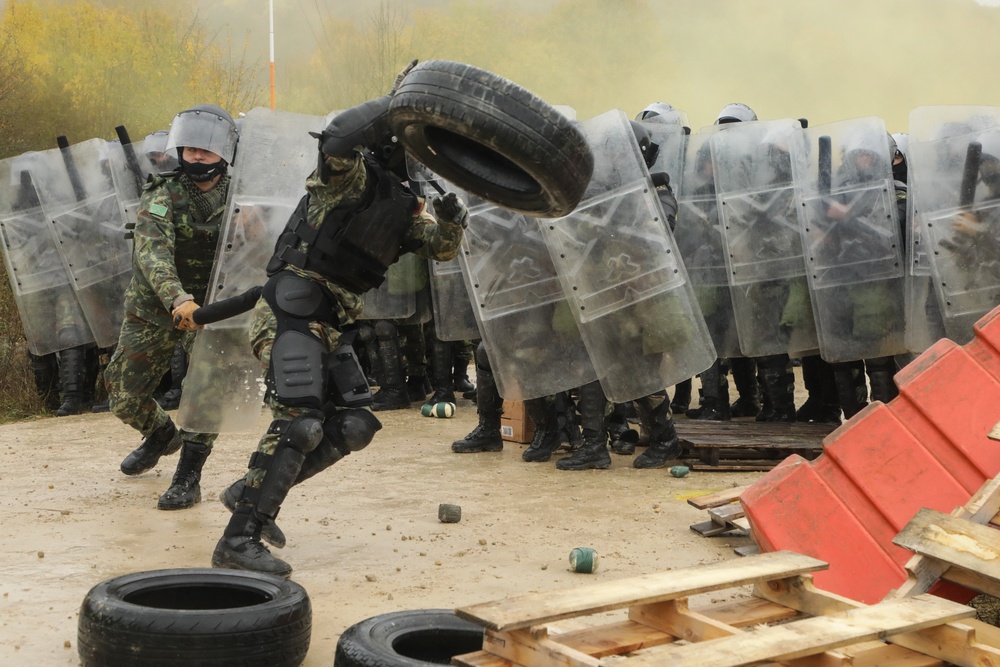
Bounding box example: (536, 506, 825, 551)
(451, 550, 994, 667)
(674, 421, 834, 471)
(686, 486, 751, 539)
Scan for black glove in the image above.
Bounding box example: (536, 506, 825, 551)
(432, 192, 469, 229)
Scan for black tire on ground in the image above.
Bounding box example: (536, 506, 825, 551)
(77, 568, 311, 667)
(388, 60, 593, 218)
(334, 609, 485, 667)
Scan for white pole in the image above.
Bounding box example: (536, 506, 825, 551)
(269, 0, 275, 108)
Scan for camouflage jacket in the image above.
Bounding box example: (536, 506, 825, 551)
(124, 171, 229, 329)
(282, 151, 465, 328)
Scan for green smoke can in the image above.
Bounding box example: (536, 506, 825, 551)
(569, 547, 598, 573)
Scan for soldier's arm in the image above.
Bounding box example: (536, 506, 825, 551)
(132, 188, 189, 312)
(406, 193, 467, 262)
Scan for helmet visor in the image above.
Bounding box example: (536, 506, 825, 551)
(165, 109, 237, 164)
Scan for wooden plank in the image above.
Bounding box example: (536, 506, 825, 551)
(734, 545, 760, 558)
(893, 508, 1000, 583)
(455, 551, 827, 632)
(890, 472, 1000, 599)
(689, 463, 781, 472)
(756, 574, 1000, 667)
(483, 627, 599, 667)
(686, 485, 750, 510)
(731, 517, 751, 532)
(709, 503, 746, 527)
(689, 520, 734, 537)
(989, 419, 1000, 442)
(620, 595, 973, 667)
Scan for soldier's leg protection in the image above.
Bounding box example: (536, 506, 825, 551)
(56, 345, 91, 416)
(609, 402, 639, 455)
(670, 378, 692, 414)
(522, 396, 561, 462)
(372, 320, 410, 411)
(757, 354, 796, 422)
(797, 355, 841, 424)
(157, 344, 187, 410)
(865, 356, 899, 405)
(453, 340, 476, 396)
(554, 391, 583, 451)
(633, 394, 682, 469)
(453, 342, 503, 452)
(213, 411, 324, 577)
(296, 408, 381, 483)
(556, 381, 611, 470)
(356, 322, 382, 386)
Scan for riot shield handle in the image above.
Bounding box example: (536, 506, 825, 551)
(55, 135, 88, 202)
(115, 125, 146, 191)
(960, 141, 983, 209)
(818, 135, 832, 196)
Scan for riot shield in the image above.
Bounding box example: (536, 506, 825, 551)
(790, 117, 906, 363)
(675, 128, 741, 359)
(711, 118, 818, 358)
(27, 139, 131, 348)
(357, 252, 419, 320)
(405, 158, 480, 341)
(0, 155, 94, 355)
(906, 106, 1000, 349)
(540, 109, 715, 403)
(177, 107, 326, 433)
(107, 137, 155, 235)
(460, 199, 597, 401)
(909, 124, 1000, 345)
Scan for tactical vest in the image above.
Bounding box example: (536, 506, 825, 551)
(266, 155, 419, 294)
(146, 172, 223, 303)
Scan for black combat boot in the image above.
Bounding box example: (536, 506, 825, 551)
(833, 360, 868, 420)
(556, 382, 611, 470)
(758, 355, 796, 422)
(120, 419, 183, 475)
(729, 357, 762, 417)
(29, 351, 61, 411)
(452, 348, 503, 452)
(406, 375, 432, 402)
(425, 336, 457, 405)
(670, 379, 692, 414)
(56, 345, 90, 416)
(158, 441, 211, 510)
(372, 321, 411, 411)
(696, 359, 731, 421)
(633, 395, 683, 469)
(521, 396, 561, 462)
(213, 445, 307, 577)
(157, 345, 187, 410)
(608, 402, 638, 455)
(866, 357, 899, 405)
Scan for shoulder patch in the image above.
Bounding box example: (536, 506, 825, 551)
(148, 202, 169, 218)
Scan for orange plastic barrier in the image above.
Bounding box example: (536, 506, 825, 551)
(742, 306, 1000, 603)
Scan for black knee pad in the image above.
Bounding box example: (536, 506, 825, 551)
(270, 410, 325, 455)
(374, 319, 397, 340)
(324, 408, 382, 454)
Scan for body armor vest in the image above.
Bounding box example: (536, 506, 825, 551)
(266, 155, 419, 294)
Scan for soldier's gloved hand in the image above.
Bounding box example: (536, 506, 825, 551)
(432, 192, 468, 229)
(172, 301, 203, 331)
(391, 59, 418, 94)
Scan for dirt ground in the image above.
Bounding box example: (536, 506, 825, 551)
(0, 391, 770, 666)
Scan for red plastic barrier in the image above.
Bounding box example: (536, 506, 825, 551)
(742, 306, 1000, 603)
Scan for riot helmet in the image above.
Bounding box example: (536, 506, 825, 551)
(165, 104, 239, 182)
(839, 126, 891, 182)
(715, 102, 757, 125)
(755, 124, 793, 185)
(628, 120, 661, 169)
(313, 95, 407, 180)
(143, 130, 179, 171)
(636, 102, 690, 132)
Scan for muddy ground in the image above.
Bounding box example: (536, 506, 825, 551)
(1, 386, 781, 666)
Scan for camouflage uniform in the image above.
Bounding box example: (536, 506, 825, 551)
(242, 152, 463, 487)
(104, 171, 229, 445)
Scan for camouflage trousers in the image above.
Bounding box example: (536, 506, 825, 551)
(104, 312, 216, 447)
(242, 298, 373, 489)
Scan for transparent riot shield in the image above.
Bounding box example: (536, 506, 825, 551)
(27, 140, 131, 348)
(357, 252, 419, 320)
(675, 128, 741, 359)
(905, 106, 1000, 349)
(644, 122, 687, 190)
(909, 126, 1000, 345)
(790, 117, 906, 363)
(177, 107, 326, 433)
(405, 158, 479, 341)
(712, 118, 818, 358)
(540, 110, 715, 403)
(0, 156, 94, 355)
(460, 198, 597, 401)
(106, 139, 154, 235)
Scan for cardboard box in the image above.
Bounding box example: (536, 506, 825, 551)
(500, 400, 535, 444)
